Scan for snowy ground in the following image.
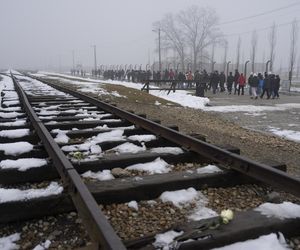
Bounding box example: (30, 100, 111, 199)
(33, 72, 300, 144)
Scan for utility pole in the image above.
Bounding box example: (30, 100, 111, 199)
(153, 28, 162, 72)
(72, 50, 75, 70)
(92, 45, 97, 72)
(158, 28, 161, 72)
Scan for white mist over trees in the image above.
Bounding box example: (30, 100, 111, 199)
(153, 6, 223, 72)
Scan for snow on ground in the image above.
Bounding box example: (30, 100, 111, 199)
(81, 169, 115, 181)
(205, 103, 300, 113)
(268, 126, 300, 143)
(159, 188, 199, 208)
(153, 230, 183, 250)
(159, 187, 217, 221)
(0, 129, 30, 139)
(128, 134, 156, 142)
(0, 142, 34, 156)
(0, 112, 24, 119)
(0, 233, 20, 250)
(127, 201, 139, 210)
(0, 120, 27, 127)
(37, 72, 210, 109)
(255, 202, 300, 219)
(196, 164, 223, 174)
(54, 130, 70, 144)
(0, 158, 48, 171)
(32, 240, 51, 250)
(126, 157, 172, 174)
(110, 142, 146, 154)
(0, 182, 63, 203)
(212, 233, 289, 250)
(37, 73, 300, 115)
(150, 147, 184, 155)
(61, 129, 125, 153)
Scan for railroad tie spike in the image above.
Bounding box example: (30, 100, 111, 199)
(214, 144, 241, 155)
(137, 113, 147, 118)
(151, 119, 161, 124)
(188, 133, 206, 142)
(167, 125, 179, 131)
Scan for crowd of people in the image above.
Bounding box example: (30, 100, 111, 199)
(75, 68, 281, 99)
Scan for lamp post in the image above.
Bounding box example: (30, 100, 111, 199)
(91, 45, 97, 74)
(211, 61, 216, 72)
(226, 61, 231, 78)
(152, 28, 162, 72)
(72, 50, 75, 71)
(244, 60, 250, 79)
(266, 60, 271, 73)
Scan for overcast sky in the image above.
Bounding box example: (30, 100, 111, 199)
(0, 0, 299, 72)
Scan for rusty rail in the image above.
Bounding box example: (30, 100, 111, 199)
(11, 73, 126, 250)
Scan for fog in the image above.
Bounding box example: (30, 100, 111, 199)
(0, 0, 299, 72)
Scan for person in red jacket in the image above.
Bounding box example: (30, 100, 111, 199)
(238, 73, 246, 95)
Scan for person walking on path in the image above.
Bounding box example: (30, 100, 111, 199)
(238, 73, 246, 95)
(273, 75, 280, 99)
(227, 72, 234, 94)
(250, 73, 259, 99)
(260, 73, 271, 99)
(234, 69, 240, 95)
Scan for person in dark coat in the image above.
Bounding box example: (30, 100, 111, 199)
(260, 73, 271, 99)
(211, 71, 220, 94)
(201, 69, 209, 92)
(273, 75, 280, 99)
(234, 69, 240, 95)
(248, 73, 253, 96)
(178, 72, 185, 88)
(227, 72, 234, 94)
(194, 70, 203, 96)
(219, 72, 226, 92)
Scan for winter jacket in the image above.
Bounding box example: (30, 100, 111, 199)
(238, 75, 246, 86)
(252, 76, 259, 87)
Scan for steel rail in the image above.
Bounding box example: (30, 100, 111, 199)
(31, 74, 300, 198)
(11, 73, 126, 250)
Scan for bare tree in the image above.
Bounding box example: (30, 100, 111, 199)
(236, 36, 241, 71)
(269, 23, 277, 72)
(289, 19, 298, 90)
(177, 6, 222, 71)
(210, 43, 215, 72)
(251, 30, 258, 73)
(261, 50, 266, 72)
(153, 14, 186, 72)
(223, 40, 228, 72)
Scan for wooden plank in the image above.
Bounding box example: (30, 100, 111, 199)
(0, 163, 286, 223)
(45, 120, 132, 130)
(0, 152, 201, 184)
(87, 170, 253, 205)
(177, 211, 300, 250)
(0, 195, 73, 224)
(128, 211, 300, 249)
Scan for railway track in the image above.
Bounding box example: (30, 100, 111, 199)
(0, 71, 299, 249)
